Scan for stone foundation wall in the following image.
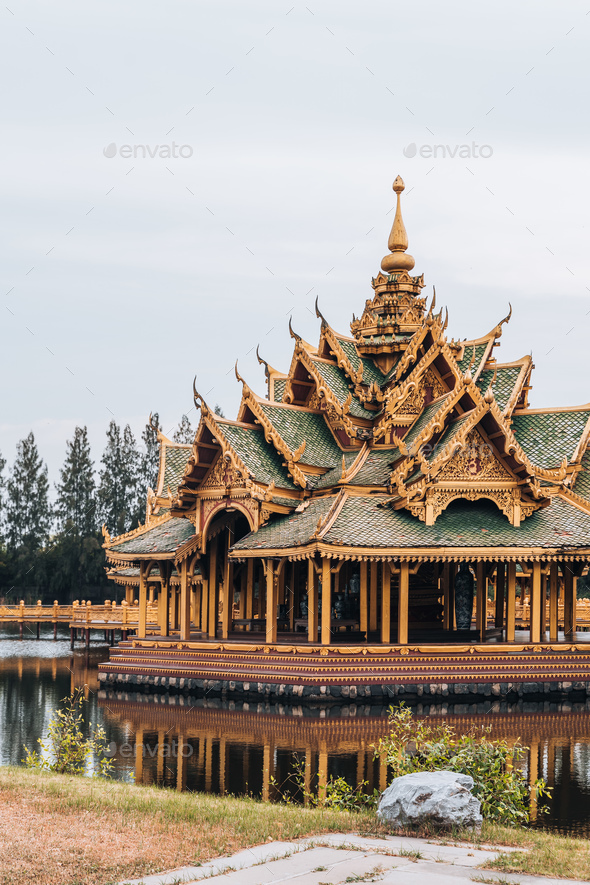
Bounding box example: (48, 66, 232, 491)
(98, 669, 590, 703)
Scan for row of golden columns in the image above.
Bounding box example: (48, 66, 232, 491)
(129, 532, 580, 645)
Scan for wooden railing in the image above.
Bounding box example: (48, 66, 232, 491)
(487, 597, 590, 630)
(0, 600, 159, 629)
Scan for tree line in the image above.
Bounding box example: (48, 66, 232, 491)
(0, 413, 196, 603)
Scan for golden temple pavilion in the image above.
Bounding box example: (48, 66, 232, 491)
(99, 177, 590, 697)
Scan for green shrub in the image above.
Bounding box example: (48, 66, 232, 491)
(23, 687, 113, 778)
(271, 757, 378, 811)
(374, 705, 548, 825)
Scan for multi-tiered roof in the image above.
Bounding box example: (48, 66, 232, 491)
(105, 177, 590, 570)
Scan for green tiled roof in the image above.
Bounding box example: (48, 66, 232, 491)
(572, 448, 590, 503)
(258, 403, 342, 468)
(236, 494, 590, 553)
(403, 397, 451, 452)
(336, 337, 385, 387)
(425, 414, 471, 463)
(359, 357, 386, 388)
(272, 496, 299, 508)
(511, 410, 590, 469)
(476, 366, 523, 412)
(310, 357, 374, 419)
(113, 517, 195, 555)
(162, 445, 192, 495)
(456, 342, 489, 376)
(323, 495, 590, 550)
(273, 378, 287, 402)
(217, 422, 296, 490)
(312, 451, 359, 490)
(232, 496, 335, 551)
(349, 448, 399, 486)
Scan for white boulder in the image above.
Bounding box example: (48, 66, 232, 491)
(377, 770, 483, 829)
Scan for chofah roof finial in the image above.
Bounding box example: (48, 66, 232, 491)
(381, 176, 415, 274)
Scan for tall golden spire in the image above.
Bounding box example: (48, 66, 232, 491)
(381, 176, 415, 274)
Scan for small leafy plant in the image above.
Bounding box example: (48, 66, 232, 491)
(374, 705, 549, 825)
(271, 757, 379, 811)
(23, 687, 113, 778)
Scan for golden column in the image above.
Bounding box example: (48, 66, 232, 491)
(549, 562, 559, 642)
(397, 561, 409, 644)
(208, 536, 218, 638)
(179, 559, 191, 642)
(200, 573, 209, 636)
(246, 559, 254, 619)
(359, 560, 368, 636)
(321, 558, 332, 646)
(265, 560, 277, 645)
(221, 532, 234, 640)
(530, 561, 542, 644)
(506, 561, 517, 641)
(369, 562, 378, 633)
(475, 562, 487, 642)
(239, 564, 247, 618)
(381, 562, 391, 644)
(307, 559, 319, 643)
(138, 562, 148, 639)
(495, 563, 505, 630)
(159, 566, 170, 637)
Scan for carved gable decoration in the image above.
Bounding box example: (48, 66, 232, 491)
(423, 367, 446, 401)
(202, 454, 246, 491)
(436, 429, 512, 483)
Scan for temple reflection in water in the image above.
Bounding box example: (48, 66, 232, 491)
(98, 687, 590, 831)
(1, 633, 590, 834)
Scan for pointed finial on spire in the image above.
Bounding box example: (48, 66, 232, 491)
(381, 176, 415, 274)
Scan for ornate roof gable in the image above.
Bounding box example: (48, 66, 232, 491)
(385, 372, 570, 525)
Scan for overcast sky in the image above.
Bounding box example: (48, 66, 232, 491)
(1, 0, 590, 482)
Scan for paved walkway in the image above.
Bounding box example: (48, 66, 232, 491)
(122, 833, 589, 885)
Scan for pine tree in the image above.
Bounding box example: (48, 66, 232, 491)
(123, 424, 144, 528)
(173, 414, 194, 444)
(214, 404, 225, 418)
(98, 421, 142, 535)
(5, 432, 51, 551)
(55, 426, 97, 535)
(0, 448, 6, 539)
(142, 413, 161, 492)
(51, 427, 105, 602)
(0, 450, 8, 592)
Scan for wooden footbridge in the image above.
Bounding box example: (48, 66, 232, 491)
(0, 600, 159, 646)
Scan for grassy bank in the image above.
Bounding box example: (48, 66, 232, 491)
(0, 768, 588, 885)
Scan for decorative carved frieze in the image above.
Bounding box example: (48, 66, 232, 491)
(436, 429, 512, 483)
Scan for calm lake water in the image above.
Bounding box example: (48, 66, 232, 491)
(2, 624, 590, 836)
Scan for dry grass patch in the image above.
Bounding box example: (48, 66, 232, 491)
(0, 767, 378, 885)
(1, 768, 588, 884)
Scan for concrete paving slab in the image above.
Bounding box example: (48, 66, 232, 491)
(120, 832, 590, 885)
(312, 833, 502, 866)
